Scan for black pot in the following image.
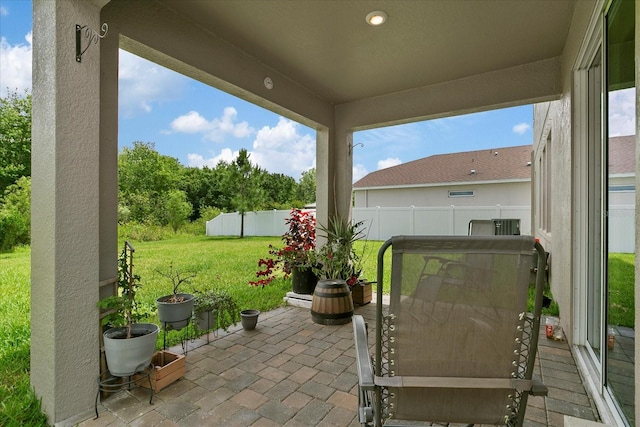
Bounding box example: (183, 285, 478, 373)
(240, 309, 260, 331)
(291, 267, 318, 294)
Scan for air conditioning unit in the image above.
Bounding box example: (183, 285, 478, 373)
(493, 219, 520, 235)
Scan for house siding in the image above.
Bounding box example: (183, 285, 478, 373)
(353, 181, 531, 208)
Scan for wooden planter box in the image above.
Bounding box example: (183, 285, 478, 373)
(352, 282, 372, 306)
(135, 350, 185, 392)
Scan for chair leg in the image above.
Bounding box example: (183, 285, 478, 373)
(358, 386, 374, 426)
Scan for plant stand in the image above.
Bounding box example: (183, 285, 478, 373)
(195, 311, 218, 344)
(95, 364, 153, 419)
(161, 317, 192, 355)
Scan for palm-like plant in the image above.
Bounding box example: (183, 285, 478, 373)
(313, 216, 366, 283)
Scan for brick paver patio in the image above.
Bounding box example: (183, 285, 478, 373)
(80, 302, 601, 426)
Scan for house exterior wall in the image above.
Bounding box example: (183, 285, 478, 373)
(353, 181, 531, 208)
(533, 0, 640, 423)
(532, 0, 598, 346)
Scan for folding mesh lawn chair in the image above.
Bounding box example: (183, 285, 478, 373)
(353, 235, 548, 427)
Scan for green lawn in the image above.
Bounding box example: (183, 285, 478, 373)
(0, 235, 634, 426)
(0, 235, 383, 426)
(609, 253, 635, 327)
(0, 246, 48, 427)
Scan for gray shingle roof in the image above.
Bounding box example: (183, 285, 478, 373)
(609, 135, 635, 175)
(354, 145, 533, 188)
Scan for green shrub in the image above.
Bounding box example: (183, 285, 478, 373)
(118, 222, 174, 242)
(0, 177, 31, 251)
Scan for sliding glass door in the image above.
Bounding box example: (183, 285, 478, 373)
(605, 0, 635, 423)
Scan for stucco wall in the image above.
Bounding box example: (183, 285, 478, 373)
(532, 0, 599, 345)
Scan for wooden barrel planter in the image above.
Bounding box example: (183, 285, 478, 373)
(311, 279, 354, 325)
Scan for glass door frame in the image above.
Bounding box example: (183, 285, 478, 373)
(572, 1, 633, 425)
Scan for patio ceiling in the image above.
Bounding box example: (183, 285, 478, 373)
(157, 0, 576, 106)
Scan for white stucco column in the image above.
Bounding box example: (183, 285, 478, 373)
(315, 121, 353, 236)
(31, 0, 103, 422)
(316, 128, 331, 235)
(99, 11, 119, 282)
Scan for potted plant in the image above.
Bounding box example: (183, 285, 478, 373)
(155, 264, 196, 330)
(193, 288, 240, 333)
(97, 242, 159, 377)
(310, 216, 366, 325)
(252, 208, 318, 293)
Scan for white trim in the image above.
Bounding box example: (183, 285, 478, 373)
(573, 345, 621, 426)
(353, 178, 531, 191)
(574, 0, 607, 70)
(573, 66, 590, 346)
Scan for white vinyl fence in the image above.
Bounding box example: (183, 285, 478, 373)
(206, 205, 636, 253)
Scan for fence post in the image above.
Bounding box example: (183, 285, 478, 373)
(376, 206, 381, 240)
(450, 205, 455, 234)
(273, 209, 277, 236)
(410, 206, 415, 235)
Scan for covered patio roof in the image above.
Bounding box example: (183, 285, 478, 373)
(106, 0, 574, 128)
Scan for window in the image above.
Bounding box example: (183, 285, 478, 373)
(537, 132, 552, 233)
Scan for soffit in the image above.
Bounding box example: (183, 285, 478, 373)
(157, 0, 576, 105)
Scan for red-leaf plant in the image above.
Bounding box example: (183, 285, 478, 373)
(250, 208, 316, 287)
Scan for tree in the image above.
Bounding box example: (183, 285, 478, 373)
(0, 91, 31, 195)
(262, 173, 296, 208)
(296, 168, 316, 205)
(181, 166, 227, 220)
(118, 142, 183, 224)
(223, 149, 265, 237)
(0, 176, 31, 251)
(166, 190, 192, 233)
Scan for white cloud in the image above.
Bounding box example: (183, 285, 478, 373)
(119, 50, 187, 117)
(249, 117, 315, 178)
(187, 117, 315, 178)
(609, 87, 635, 137)
(377, 157, 402, 170)
(353, 164, 368, 183)
(171, 111, 213, 134)
(0, 6, 8, 16)
(0, 33, 32, 97)
(187, 148, 238, 168)
(512, 122, 531, 135)
(170, 107, 254, 141)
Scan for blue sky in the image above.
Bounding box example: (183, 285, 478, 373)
(2, 1, 545, 183)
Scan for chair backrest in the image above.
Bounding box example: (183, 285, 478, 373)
(375, 235, 544, 425)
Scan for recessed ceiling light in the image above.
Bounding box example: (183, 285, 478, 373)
(366, 11, 387, 26)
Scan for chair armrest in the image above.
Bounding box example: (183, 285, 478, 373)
(353, 315, 374, 388)
(530, 375, 548, 396)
